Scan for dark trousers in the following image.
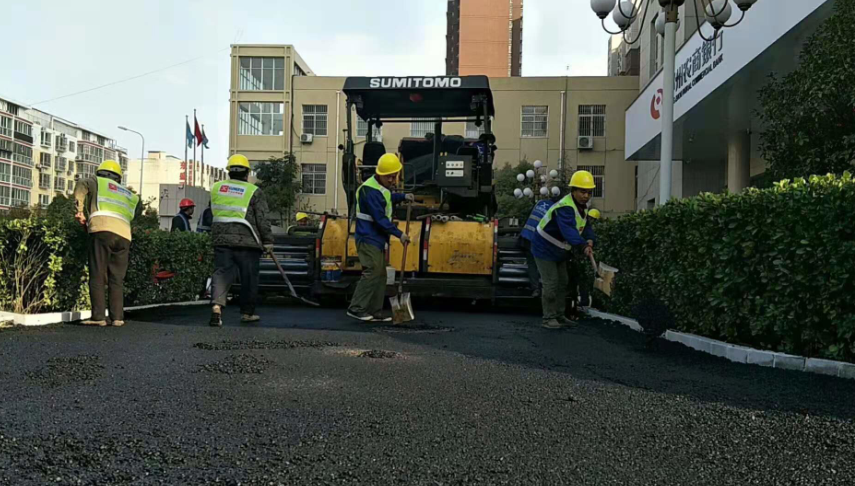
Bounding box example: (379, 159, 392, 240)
(210, 246, 261, 314)
(520, 239, 541, 292)
(88, 231, 131, 321)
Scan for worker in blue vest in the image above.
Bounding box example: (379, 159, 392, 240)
(530, 170, 598, 329)
(171, 198, 195, 232)
(347, 153, 414, 322)
(520, 194, 560, 297)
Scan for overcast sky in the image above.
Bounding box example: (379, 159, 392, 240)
(4, 0, 611, 167)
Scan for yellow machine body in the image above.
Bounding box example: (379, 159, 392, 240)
(426, 221, 493, 275)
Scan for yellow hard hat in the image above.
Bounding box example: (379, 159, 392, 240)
(97, 159, 122, 177)
(569, 170, 596, 189)
(295, 212, 308, 221)
(588, 208, 601, 220)
(227, 154, 251, 170)
(376, 153, 403, 176)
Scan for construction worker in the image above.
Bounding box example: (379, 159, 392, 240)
(171, 198, 195, 232)
(530, 170, 597, 329)
(295, 212, 309, 226)
(73, 160, 142, 327)
(196, 201, 213, 233)
(519, 194, 559, 297)
(208, 154, 274, 327)
(347, 153, 414, 322)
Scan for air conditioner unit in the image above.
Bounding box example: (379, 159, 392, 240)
(300, 133, 314, 144)
(578, 136, 594, 150)
(35, 164, 42, 170)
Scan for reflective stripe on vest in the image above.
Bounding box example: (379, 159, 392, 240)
(355, 176, 392, 223)
(536, 195, 586, 251)
(91, 177, 139, 228)
(211, 180, 261, 244)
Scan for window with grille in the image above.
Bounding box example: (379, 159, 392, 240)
(357, 117, 382, 141)
(410, 118, 435, 138)
(68, 141, 75, 153)
(577, 165, 605, 198)
(14, 120, 32, 138)
(40, 152, 51, 167)
(465, 121, 486, 139)
(0, 185, 8, 207)
(67, 180, 74, 192)
(55, 177, 65, 191)
(239, 57, 286, 91)
(0, 161, 10, 183)
(578, 105, 606, 137)
(302, 105, 328, 136)
(521, 106, 548, 137)
(40, 131, 52, 147)
(39, 194, 50, 208)
(56, 157, 67, 172)
(301, 164, 326, 195)
(0, 116, 11, 138)
(76, 162, 96, 178)
(12, 165, 32, 188)
(11, 188, 29, 207)
(39, 173, 51, 189)
(238, 102, 284, 136)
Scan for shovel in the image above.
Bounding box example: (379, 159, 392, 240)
(267, 248, 321, 307)
(390, 204, 415, 324)
(588, 252, 618, 297)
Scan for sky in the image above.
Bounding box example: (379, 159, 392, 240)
(4, 0, 611, 168)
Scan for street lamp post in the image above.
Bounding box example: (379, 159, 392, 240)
(118, 126, 145, 194)
(589, 0, 758, 205)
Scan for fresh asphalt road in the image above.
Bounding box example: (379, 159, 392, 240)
(2, 302, 854, 485)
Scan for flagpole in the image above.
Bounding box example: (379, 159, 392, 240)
(201, 123, 206, 189)
(193, 109, 197, 188)
(184, 115, 189, 199)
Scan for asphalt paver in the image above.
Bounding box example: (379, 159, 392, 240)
(2, 303, 854, 485)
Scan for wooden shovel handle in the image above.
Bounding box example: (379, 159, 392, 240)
(588, 251, 599, 275)
(398, 203, 412, 292)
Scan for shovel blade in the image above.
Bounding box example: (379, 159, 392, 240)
(391, 292, 414, 324)
(594, 277, 612, 297)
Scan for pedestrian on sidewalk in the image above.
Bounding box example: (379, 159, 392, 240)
(73, 160, 142, 327)
(171, 198, 196, 232)
(347, 153, 414, 322)
(208, 154, 274, 327)
(530, 170, 598, 329)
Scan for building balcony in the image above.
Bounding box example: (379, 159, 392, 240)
(12, 154, 33, 167)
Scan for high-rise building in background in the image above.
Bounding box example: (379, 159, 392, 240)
(446, 0, 523, 77)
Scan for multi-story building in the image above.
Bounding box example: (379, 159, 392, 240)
(446, 0, 524, 77)
(228, 45, 640, 218)
(607, 23, 640, 77)
(0, 96, 129, 210)
(622, 0, 835, 209)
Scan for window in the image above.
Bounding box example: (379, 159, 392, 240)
(578, 105, 606, 137)
(67, 179, 74, 192)
(56, 157, 67, 172)
(56, 135, 67, 152)
(239, 57, 285, 91)
(0, 116, 12, 138)
(68, 141, 75, 153)
(12, 165, 33, 188)
(11, 188, 30, 207)
(357, 117, 382, 141)
(76, 162, 96, 178)
(40, 152, 51, 168)
(410, 118, 434, 138)
(39, 194, 50, 208)
(237, 102, 284, 136)
(465, 121, 486, 139)
(0, 185, 9, 207)
(0, 161, 9, 183)
(302, 105, 328, 136)
(82, 132, 91, 142)
(39, 173, 51, 189)
(13, 143, 33, 166)
(97, 136, 106, 146)
(55, 176, 65, 191)
(78, 144, 104, 163)
(578, 165, 605, 198)
(301, 164, 326, 195)
(40, 130, 52, 147)
(521, 106, 548, 137)
(0, 138, 12, 155)
(14, 120, 33, 138)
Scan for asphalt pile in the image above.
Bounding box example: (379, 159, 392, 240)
(195, 354, 273, 375)
(357, 350, 400, 359)
(24, 355, 103, 388)
(194, 339, 340, 351)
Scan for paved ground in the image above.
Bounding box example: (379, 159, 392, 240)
(2, 302, 855, 485)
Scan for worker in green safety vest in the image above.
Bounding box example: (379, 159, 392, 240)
(73, 160, 142, 327)
(208, 154, 274, 327)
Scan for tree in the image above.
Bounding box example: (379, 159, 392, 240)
(253, 153, 301, 227)
(757, 0, 855, 180)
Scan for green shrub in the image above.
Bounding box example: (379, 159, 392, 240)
(596, 173, 855, 362)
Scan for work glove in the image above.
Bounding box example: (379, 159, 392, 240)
(263, 244, 275, 253)
(405, 193, 415, 202)
(400, 234, 411, 245)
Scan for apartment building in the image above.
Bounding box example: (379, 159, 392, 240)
(446, 0, 524, 77)
(0, 96, 129, 210)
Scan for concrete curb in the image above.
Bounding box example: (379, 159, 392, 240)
(585, 309, 855, 380)
(0, 300, 209, 327)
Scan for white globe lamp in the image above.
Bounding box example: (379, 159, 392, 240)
(523, 188, 533, 198)
(533, 160, 543, 169)
(513, 188, 523, 198)
(526, 170, 535, 179)
(590, 0, 616, 19)
(516, 173, 525, 182)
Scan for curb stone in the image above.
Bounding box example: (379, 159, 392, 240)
(585, 309, 854, 380)
(1, 300, 208, 327)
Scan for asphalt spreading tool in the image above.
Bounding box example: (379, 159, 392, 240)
(390, 203, 415, 324)
(267, 248, 321, 307)
(589, 252, 618, 297)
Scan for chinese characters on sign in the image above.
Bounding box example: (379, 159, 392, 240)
(675, 33, 725, 102)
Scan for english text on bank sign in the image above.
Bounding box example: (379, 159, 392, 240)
(369, 77, 463, 89)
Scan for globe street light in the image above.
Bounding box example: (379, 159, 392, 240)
(590, 0, 757, 205)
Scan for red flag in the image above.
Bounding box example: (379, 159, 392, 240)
(194, 116, 203, 146)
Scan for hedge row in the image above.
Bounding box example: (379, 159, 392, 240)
(595, 173, 855, 363)
(0, 199, 213, 315)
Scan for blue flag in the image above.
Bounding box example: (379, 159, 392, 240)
(201, 127, 209, 149)
(185, 120, 194, 148)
